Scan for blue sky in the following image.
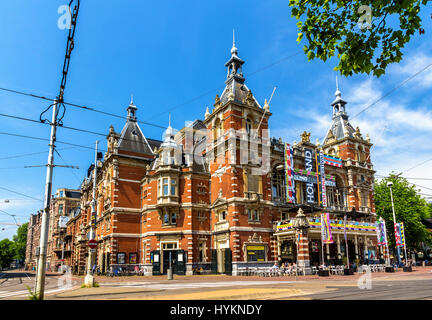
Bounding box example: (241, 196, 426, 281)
(1, 0, 431, 240)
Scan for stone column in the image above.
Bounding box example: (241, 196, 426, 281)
(364, 236, 369, 261)
(276, 235, 281, 263)
(354, 235, 359, 260)
(296, 232, 311, 274)
(326, 244, 330, 261)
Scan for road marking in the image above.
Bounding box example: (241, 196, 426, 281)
(101, 280, 304, 290)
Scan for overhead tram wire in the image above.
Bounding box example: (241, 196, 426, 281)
(0, 50, 304, 127)
(0, 131, 108, 153)
(0, 86, 166, 130)
(0, 112, 162, 152)
(0, 186, 43, 202)
(351, 62, 432, 120)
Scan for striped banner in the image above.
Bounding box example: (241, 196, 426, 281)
(284, 143, 296, 203)
(276, 220, 378, 233)
(316, 151, 327, 207)
(323, 154, 343, 167)
(394, 223, 404, 247)
(376, 221, 388, 245)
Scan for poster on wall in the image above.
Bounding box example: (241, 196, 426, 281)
(304, 148, 315, 203)
(284, 143, 296, 203)
(129, 253, 137, 264)
(321, 212, 333, 244)
(117, 253, 126, 264)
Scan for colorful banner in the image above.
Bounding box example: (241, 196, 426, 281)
(316, 151, 327, 207)
(394, 223, 404, 247)
(397, 222, 406, 247)
(275, 219, 378, 233)
(376, 221, 388, 245)
(284, 143, 296, 203)
(321, 212, 333, 243)
(304, 148, 315, 203)
(323, 154, 343, 167)
(343, 215, 348, 243)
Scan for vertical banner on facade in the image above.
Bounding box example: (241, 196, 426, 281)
(376, 221, 388, 246)
(316, 150, 327, 207)
(394, 223, 403, 247)
(304, 148, 315, 203)
(321, 212, 333, 244)
(284, 143, 296, 203)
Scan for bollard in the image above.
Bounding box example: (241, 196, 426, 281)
(167, 268, 173, 280)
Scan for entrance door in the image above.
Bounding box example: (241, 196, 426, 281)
(152, 250, 161, 275)
(176, 250, 186, 275)
(162, 250, 177, 275)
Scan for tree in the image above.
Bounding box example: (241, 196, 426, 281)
(288, 0, 429, 77)
(0, 239, 15, 269)
(374, 174, 432, 252)
(13, 223, 28, 263)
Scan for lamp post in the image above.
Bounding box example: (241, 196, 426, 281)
(387, 181, 402, 267)
(292, 208, 311, 275)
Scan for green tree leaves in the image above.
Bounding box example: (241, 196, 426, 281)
(375, 174, 432, 251)
(13, 223, 28, 261)
(288, 0, 428, 77)
(0, 239, 15, 269)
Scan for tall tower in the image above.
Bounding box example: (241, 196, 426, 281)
(321, 82, 375, 215)
(203, 38, 274, 274)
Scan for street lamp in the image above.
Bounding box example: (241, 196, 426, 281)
(387, 181, 402, 267)
(292, 208, 311, 275)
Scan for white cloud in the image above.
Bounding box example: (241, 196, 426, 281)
(391, 53, 432, 88)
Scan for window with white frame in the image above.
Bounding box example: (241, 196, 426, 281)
(159, 177, 178, 197)
(247, 208, 259, 222)
(219, 211, 227, 221)
(162, 211, 177, 226)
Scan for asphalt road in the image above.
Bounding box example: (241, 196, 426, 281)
(300, 278, 432, 300)
(1, 269, 432, 300)
(0, 270, 78, 299)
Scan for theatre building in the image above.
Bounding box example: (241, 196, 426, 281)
(64, 40, 382, 276)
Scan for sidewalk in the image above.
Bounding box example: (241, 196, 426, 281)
(66, 266, 432, 283)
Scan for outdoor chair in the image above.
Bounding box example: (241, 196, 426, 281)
(237, 267, 247, 276)
(311, 266, 319, 275)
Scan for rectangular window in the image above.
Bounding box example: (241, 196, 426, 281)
(248, 175, 258, 192)
(171, 179, 176, 196)
(248, 209, 259, 221)
(163, 212, 170, 224)
(163, 178, 169, 195)
(58, 204, 63, 215)
(171, 212, 176, 224)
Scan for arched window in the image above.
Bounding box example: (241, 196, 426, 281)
(356, 146, 364, 162)
(213, 118, 221, 140)
(246, 118, 252, 135)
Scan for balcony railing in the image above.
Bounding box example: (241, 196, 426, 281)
(244, 192, 263, 200)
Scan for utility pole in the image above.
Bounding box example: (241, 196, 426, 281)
(84, 141, 98, 287)
(388, 181, 402, 267)
(35, 99, 58, 300)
